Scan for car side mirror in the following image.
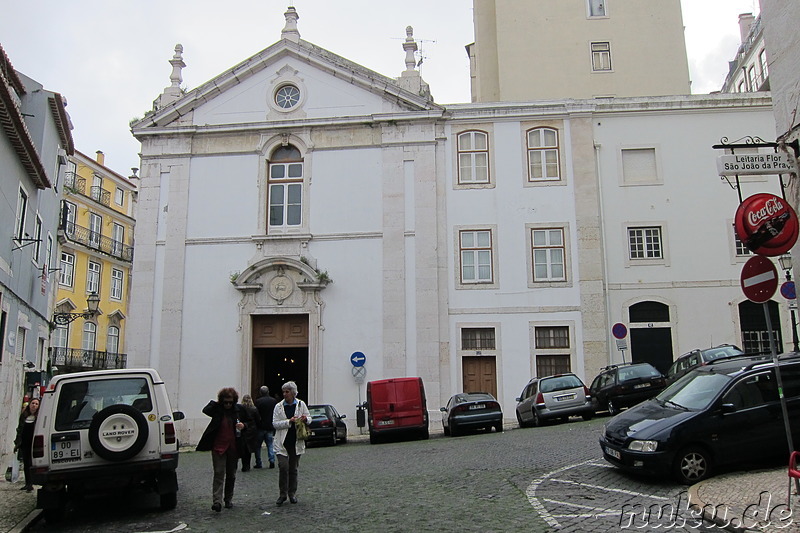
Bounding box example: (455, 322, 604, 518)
(340, 414, 346, 419)
(440, 407, 447, 412)
(515, 397, 522, 402)
(720, 403, 737, 414)
(173, 411, 185, 421)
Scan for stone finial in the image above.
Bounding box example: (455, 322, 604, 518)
(169, 44, 185, 89)
(403, 26, 418, 72)
(282, 7, 300, 43)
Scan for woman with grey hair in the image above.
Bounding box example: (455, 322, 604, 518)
(272, 381, 311, 505)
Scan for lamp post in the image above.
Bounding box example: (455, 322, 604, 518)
(778, 255, 800, 352)
(52, 292, 100, 326)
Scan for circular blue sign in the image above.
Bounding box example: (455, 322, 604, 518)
(781, 281, 796, 300)
(612, 323, 628, 340)
(350, 351, 366, 367)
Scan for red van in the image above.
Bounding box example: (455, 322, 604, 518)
(366, 377, 429, 444)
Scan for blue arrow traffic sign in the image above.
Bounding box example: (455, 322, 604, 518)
(350, 351, 366, 367)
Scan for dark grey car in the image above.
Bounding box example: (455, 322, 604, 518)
(515, 373, 594, 427)
(440, 392, 503, 436)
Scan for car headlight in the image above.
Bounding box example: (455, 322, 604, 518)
(628, 440, 658, 452)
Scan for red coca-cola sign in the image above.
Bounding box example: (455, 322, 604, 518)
(734, 193, 799, 256)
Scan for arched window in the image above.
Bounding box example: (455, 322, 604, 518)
(107, 326, 120, 354)
(527, 128, 560, 181)
(457, 131, 489, 184)
(268, 145, 303, 230)
(629, 301, 670, 323)
(82, 322, 97, 352)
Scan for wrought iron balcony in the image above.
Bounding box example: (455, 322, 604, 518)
(60, 220, 134, 262)
(49, 347, 127, 373)
(64, 172, 111, 207)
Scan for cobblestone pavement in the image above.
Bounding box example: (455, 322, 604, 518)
(0, 478, 37, 533)
(12, 417, 800, 532)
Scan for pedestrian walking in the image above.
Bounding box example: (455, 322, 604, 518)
(239, 394, 261, 472)
(196, 387, 246, 512)
(254, 385, 277, 468)
(272, 381, 310, 505)
(14, 397, 40, 492)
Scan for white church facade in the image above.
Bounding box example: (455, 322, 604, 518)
(128, 8, 786, 442)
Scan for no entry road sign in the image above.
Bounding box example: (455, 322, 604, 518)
(741, 256, 779, 304)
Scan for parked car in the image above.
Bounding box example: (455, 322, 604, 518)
(31, 368, 185, 523)
(589, 362, 666, 415)
(599, 352, 800, 484)
(307, 404, 348, 446)
(366, 377, 429, 444)
(666, 344, 745, 384)
(515, 373, 594, 427)
(440, 392, 503, 436)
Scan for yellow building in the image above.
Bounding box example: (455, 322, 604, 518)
(50, 150, 137, 373)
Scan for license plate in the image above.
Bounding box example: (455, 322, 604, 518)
(634, 383, 651, 389)
(555, 393, 576, 402)
(52, 440, 81, 463)
(605, 446, 621, 460)
(469, 404, 486, 410)
(377, 420, 395, 426)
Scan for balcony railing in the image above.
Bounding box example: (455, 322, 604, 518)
(49, 347, 127, 373)
(60, 221, 134, 262)
(64, 172, 111, 207)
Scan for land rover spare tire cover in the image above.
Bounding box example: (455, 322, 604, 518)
(88, 404, 149, 462)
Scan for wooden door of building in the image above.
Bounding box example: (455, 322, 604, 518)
(462, 356, 497, 398)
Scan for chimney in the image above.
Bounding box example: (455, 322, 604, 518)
(96, 151, 105, 166)
(738, 13, 755, 44)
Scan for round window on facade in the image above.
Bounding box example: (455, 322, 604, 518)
(275, 84, 301, 109)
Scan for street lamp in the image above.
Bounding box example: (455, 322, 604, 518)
(778, 254, 800, 352)
(52, 292, 100, 326)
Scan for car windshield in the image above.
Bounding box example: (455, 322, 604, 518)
(457, 393, 494, 403)
(55, 377, 152, 430)
(540, 375, 583, 393)
(619, 364, 661, 381)
(655, 372, 732, 410)
(703, 346, 744, 361)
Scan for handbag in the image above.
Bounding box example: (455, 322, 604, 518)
(296, 419, 311, 441)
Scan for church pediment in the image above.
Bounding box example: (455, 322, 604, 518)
(232, 257, 329, 305)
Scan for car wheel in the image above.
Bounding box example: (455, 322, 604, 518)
(494, 423, 503, 433)
(330, 429, 337, 446)
(339, 429, 347, 444)
(160, 491, 177, 510)
(582, 412, 594, 421)
(369, 431, 379, 445)
(674, 446, 712, 484)
(88, 404, 149, 461)
(532, 409, 541, 427)
(516, 411, 527, 428)
(443, 424, 450, 436)
(43, 507, 65, 523)
(450, 424, 459, 437)
(607, 399, 620, 416)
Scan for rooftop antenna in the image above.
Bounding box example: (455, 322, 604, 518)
(392, 33, 437, 74)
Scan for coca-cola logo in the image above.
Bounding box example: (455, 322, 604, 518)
(747, 197, 785, 226)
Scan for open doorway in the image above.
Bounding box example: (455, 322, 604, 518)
(251, 314, 309, 400)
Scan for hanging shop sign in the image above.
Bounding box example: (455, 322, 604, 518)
(734, 193, 799, 256)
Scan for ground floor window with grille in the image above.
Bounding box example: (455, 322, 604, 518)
(461, 327, 496, 350)
(534, 326, 571, 376)
(536, 354, 571, 377)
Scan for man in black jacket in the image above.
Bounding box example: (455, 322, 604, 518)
(254, 385, 278, 468)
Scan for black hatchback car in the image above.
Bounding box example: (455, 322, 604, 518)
(440, 392, 503, 436)
(307, 404, 348, 446)
(666, 344, 745, 384)
(589, 362, 666, 415)
(599, 353, 800, 484)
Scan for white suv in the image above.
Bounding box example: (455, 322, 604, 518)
(30, 368, 184, 522)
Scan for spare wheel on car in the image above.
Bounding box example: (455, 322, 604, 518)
(88, 404, 149, 461)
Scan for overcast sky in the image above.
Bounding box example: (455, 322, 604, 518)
(1, 0, 761, 176)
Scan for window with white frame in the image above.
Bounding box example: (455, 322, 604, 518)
(115, 187, 124, 206)
(591, 42, 612, 71)
(87, 261, 101, 294)
(52, 323, 68, 349)
(33, 215, 42, 265)
(532, 228, 565, 281)
(527, 128, 560, 181)
(748, 65, 757, 90)
(735, 232, 753, 256)
(111, 269, 124, 300)
(460, 230, 493, 283)
(63, 201, 76, 237)
(588, 0, 606, 17)
(628, 226, 663, 259)
(89, 213, 102, 248)
(91, 174, 103, 203)
(107, 326, 120, 354)
(738, 81, 745, 92)
(536, 354, 571, 376)
(46, 235, 54, 272)
(457, 131, 489, 184)
(759, 49, 768, 80)
(59, 253, 75, 287)
(621, 148, 658, 184)
(461, 328, 496, 350)
(535, 326, 570, 349)
(112, 223, 124, 256)
(15, 187, 28, 241)
(268, 145, 303, 230)
(82, 322, 97, 352)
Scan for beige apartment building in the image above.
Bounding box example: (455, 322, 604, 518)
(468, 0, 691, 102)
